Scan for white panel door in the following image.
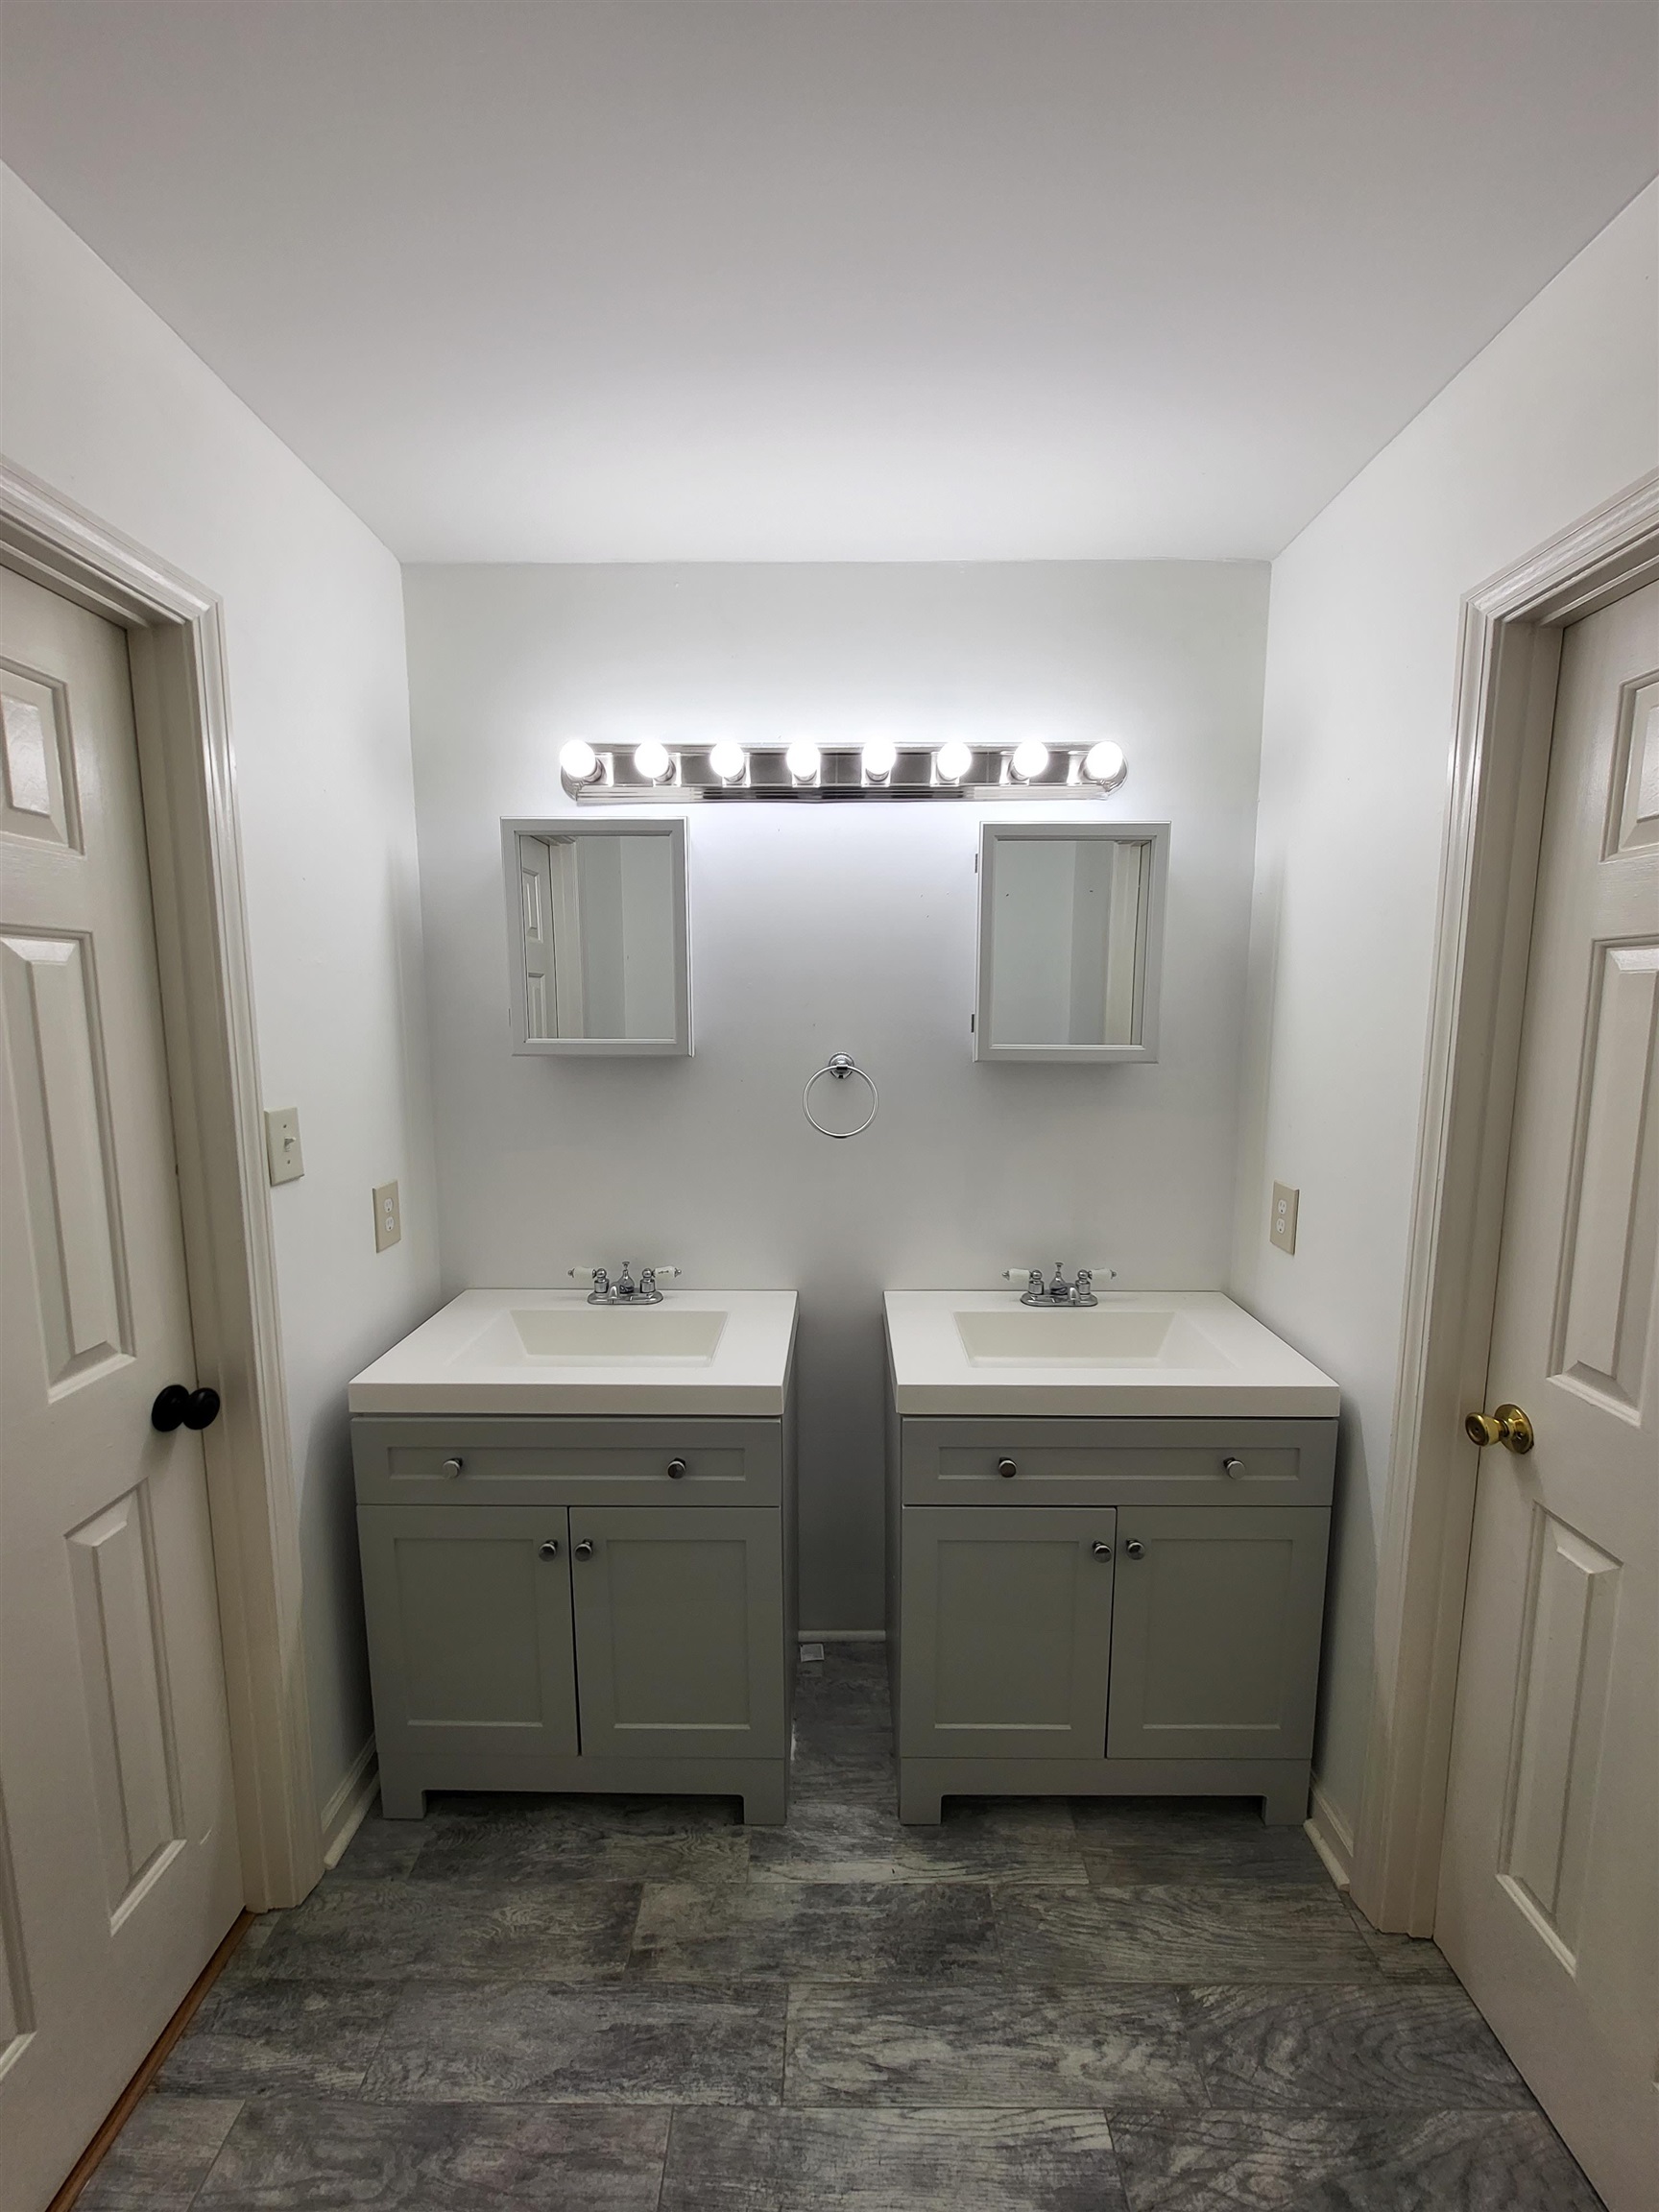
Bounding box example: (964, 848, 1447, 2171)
(0, 571, 241, 2210)
(1438, 580, 1659, 2212)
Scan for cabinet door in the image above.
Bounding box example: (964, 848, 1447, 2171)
(900, 1507, 1117, 1758)
(357, 1505, 578, 1762)
(1106, 1505, 1329, 1761)
(569, 1507, 785, 1759)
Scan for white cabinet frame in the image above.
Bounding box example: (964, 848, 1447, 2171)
(502, 816, 691, 1057)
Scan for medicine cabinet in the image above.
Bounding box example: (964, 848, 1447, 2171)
(503, 818, 690, 1055)
(974, 822, 1168, 1063)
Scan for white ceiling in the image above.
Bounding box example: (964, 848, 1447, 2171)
(4, 2, 1654, 563)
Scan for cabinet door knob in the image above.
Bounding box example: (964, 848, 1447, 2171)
(1092, 1540, 1112, 1558)
(997, 1457, 1018, 1479)
(574, 1539, 594, 1560)
(441, 1456, 465, 1479)
(1124, 1539, 1145, 1559)
(1222, 1456, 1244, 1479)
(538, 1539, 560, 1559)
(666, 1457, 687, 1479)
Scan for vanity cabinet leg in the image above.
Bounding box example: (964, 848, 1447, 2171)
(378, 1774, 427, 1821)
(898, 1769, 943, 1825)
(1261, 1765, 1310, 1828)
(742, 1767, 788, 1826)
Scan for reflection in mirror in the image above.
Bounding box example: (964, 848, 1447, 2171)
(504, 819, 689, 1055)
(976, 824, 1167, 1063)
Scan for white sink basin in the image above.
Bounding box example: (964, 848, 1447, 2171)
(349, 1288, 795, 1414)
(954, 1306, 1236, 1370)
(484, 1306, 727, 1364)
(887, 1290, 1338, 1416)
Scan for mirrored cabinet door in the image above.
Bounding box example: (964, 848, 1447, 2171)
(975, 822, 1167, 1062)
(504, 818, 690, 1055)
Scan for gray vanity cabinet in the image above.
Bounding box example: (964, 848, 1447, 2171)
(568, 1506, 786, 1761)
(1104, 1505, 1329, 1762)
(356, 1504, 580, 1763)
(899, 1508, 1117, 1759)
(353, 1412, 795, 1824)
(887, 1405, 1336, 1826)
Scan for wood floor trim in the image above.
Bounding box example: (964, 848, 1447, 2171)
(47, 1911, 253, 2212)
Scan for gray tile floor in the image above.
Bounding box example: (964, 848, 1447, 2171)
(83, 1647, 1604, 2210)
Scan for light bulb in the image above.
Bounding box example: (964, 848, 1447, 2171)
(633, 740, 672, 782)
(1011, 738, 1050, 782)
(861, 736, 898, 781)
(934, 739, 974, 783)
(1082, 740, 1126, 788)
(708, 738, 747, 782)
(560, 739, 599, 783)
(785, 736, 821, 781)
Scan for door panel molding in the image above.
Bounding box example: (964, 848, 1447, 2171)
(1358, 469, 1659, 1937)
(0, 458, 322, 1910)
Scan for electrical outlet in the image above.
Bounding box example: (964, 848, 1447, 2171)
(264, 1106, 303, 1186)
(1270, 1181, 1299, 1255)
(373, 1179, 401, 1252)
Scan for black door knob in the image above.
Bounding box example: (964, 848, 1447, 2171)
(151, 1384, 222, 1433)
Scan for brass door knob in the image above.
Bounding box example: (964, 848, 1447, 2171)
(1465, 1405, 1535, 1455)
(997, 1458, 1018, 1479)
(666, 1457, 688, 1479)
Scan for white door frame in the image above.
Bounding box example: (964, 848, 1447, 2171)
(1352, 469, 1659, 1936)
(0, 457, 324, 1911)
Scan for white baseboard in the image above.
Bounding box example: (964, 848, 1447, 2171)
(799, 1628, 886, 1643)
(1305, 1775, 1355, 1892)
(320, 1736, 379, 1869)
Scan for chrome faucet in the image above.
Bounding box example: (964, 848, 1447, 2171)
(570, 1262, 680, 1308)
(1003, 1262, 1115, 1309)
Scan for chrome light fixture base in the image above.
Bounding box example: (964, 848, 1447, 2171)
(561, 743, 1129, 803)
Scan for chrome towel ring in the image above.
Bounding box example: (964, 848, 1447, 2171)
(804, 1052, 878, 1140)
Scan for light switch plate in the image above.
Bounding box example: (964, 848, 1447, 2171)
(264, 1106, 303, 1186)
(1270, 1181, 1299, 1255)
(373, 1179, 401, 1252)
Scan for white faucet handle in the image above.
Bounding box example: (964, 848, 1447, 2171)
(646, 1264, 681, 1283)
(1000, 1267, 1037, 1285)
(568, 1266, 598, 1286)
(1081, 1265, 1117, 1283)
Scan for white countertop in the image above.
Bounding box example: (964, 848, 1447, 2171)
(349, 1287, 799, 1416)
(883, 1289, 1339, 1417)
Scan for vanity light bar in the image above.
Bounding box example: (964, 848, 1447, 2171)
(559, 740, 1128, 803)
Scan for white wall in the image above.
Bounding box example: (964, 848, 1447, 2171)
(404, 560, 1268, 1627)
(1233, 184, 1659, 1848)
(1, 171, 442, 1821)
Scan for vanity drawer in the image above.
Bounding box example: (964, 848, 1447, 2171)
(352, 1416, 782, 1507)
(899, 1418, 1335, 1507)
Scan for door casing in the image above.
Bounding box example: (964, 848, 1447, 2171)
(0, 457, 323, 1911)
(1354, 469, 1659, 1936)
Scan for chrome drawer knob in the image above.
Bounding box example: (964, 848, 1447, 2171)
(1124, 1539, 1145, 1559)
(538, 1539, 559, 1559)
(1222, 1457, 1244, 1479)
(574, 1540, 594, 1560)
(997, 1457, 1018, 1479)
(440, 1456, 464, 1479)
(666, 1457, 688, 1479)
(1092, 1541, 1112, 1559)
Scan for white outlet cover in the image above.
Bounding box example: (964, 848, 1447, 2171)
(373, 1178, 401, 1252)
(1270, 1181, 1299, 1256)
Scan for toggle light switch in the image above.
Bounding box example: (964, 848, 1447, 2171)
(264, 1106, 303, 1186)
